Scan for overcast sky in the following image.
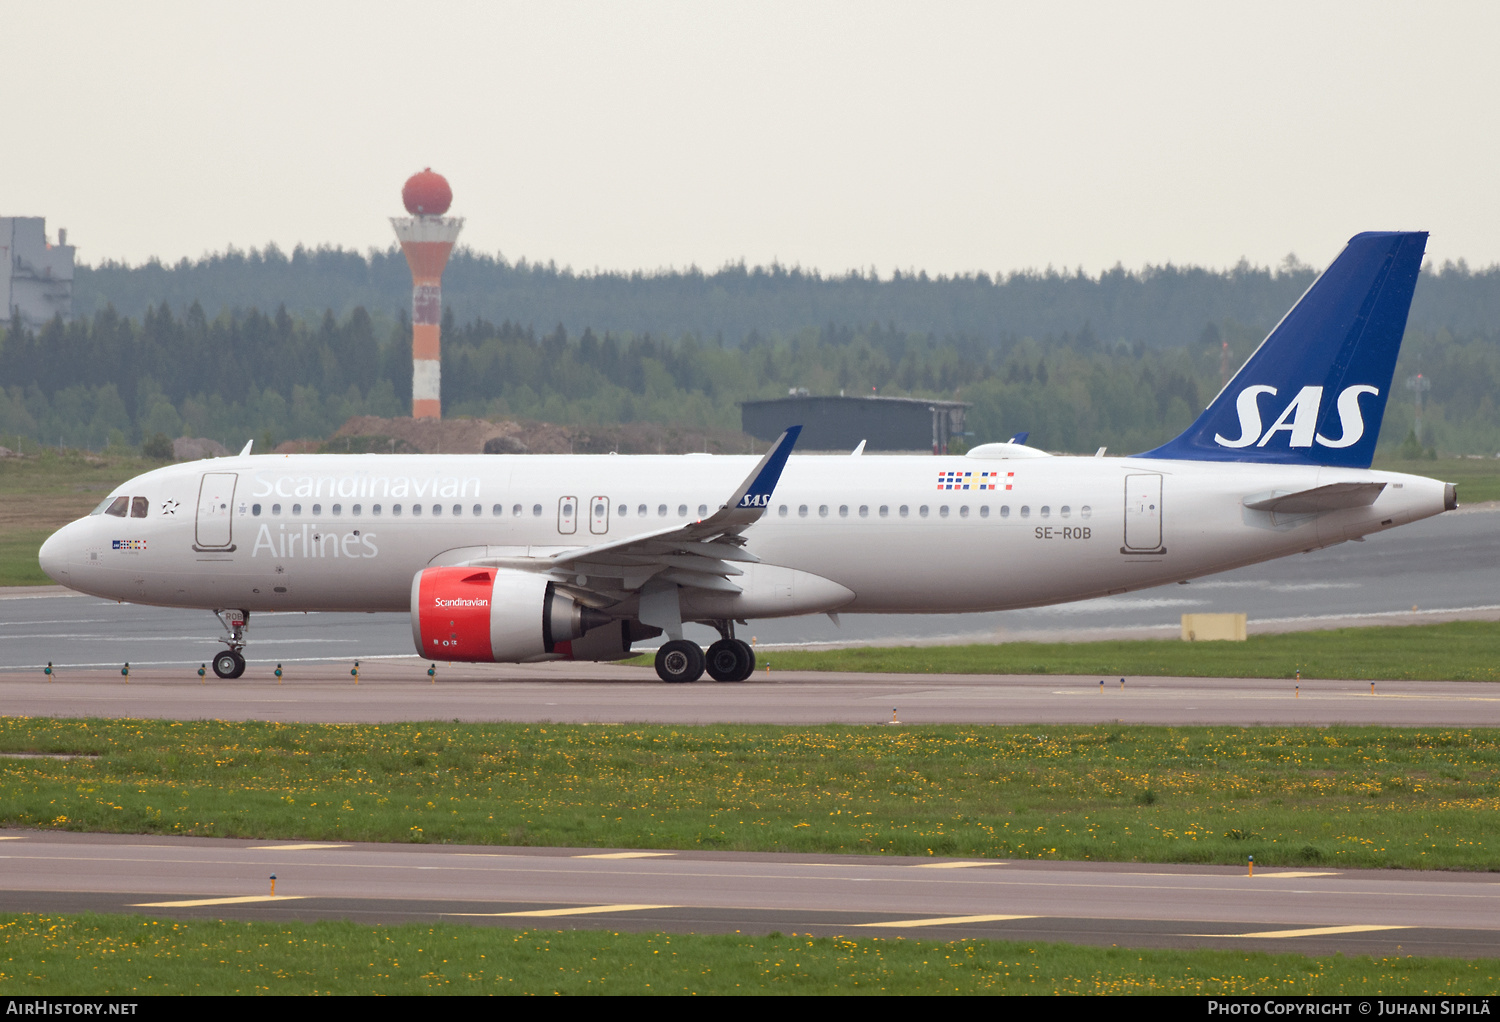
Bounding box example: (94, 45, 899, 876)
(4, 2, 1497, 276)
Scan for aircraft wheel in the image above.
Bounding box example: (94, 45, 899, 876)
(655, 640, 705, 684)
(730, 639, 756, 681)
(706, 639, 753, 682)
(212, 650, 244, 679)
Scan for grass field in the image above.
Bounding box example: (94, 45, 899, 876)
(5, 719, 1500, 870)
(712, 621, 1500, 681)
(2, 912, 1495, 995)
(0, 450, 152, 587)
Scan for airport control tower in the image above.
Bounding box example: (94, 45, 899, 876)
(391, 169, 463, 419)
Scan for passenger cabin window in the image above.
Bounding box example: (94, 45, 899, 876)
(899, 505, 909, 517)
(130, 497, 149, 518)
(292, 503, 303, 515)
(513, 504, 523, 516)
(798, 505, 808, 517)
(879, 505, 889, 517)
(1000, 505, 1010, 518)
(980, 506, 990, 518)
(698, 504, 707, 517)
(272, 503, 282, 515)
(372, 504, 381, 516)
(818, 505, 828, 517)
(657, 504, 668, 517)
(392, 504, 402, 516)
(332, 504, 342, 516)
(432, 504, 442, 516)
(919, 506, 930, 518)
(617, 504, 628, 517)
(105, 496, 129, 517)
(532, 504, 542, 516)
(352, 504, 362, 516)
(312, 503, 323, 516)
(778, 505, 788, 516)
(251, 504, 262, 516)
(677, 504, 688, 517)
(412, 504, 422, 516)
(492, 504, 503, 516)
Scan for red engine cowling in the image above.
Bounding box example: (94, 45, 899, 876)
(410, 567, 617, 663)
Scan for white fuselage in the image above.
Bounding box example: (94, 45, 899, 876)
(39, 452, 1451, 618)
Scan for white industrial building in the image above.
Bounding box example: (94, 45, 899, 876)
(1, 217, 75, 329)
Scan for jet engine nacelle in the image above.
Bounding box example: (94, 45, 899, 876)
(410, 566, 615, 663)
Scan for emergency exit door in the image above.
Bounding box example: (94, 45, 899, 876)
(1123, 473, 1164, 553)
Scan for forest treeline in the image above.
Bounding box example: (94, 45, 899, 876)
(74, 245, 1500, 349)
(4, 299, 1497, 455)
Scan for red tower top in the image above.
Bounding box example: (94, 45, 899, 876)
(402, 168, 453, 216)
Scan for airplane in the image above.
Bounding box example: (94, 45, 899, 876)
(38, 231, 1455, 684)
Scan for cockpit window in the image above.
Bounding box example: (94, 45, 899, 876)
(130, 497, 149, 518)
(90, 498, 112, 516)
(104, 496, 129, 517)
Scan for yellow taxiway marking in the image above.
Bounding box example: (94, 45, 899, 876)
(573, 852, 675, 860)
(1197, 924, 1413, 939)
(130, 896, 308, 907)
(859, 914, 1038, 928)
(456, 904, 674, 918)
(1247, 871, 1340, 879)
(912, 861, 1005, 869)
(249, 843, 352, 851)
(0, 836, 27, 841)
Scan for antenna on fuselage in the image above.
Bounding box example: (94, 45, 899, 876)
(239, 439, 254, 457)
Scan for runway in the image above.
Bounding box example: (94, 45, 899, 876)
(3, 505, 1496, 960)
(1, 663, 1499, 725)
(1, 831, 1494, 958)
(3, 503, 1497, 670)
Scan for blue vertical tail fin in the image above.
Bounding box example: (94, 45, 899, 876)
(1138, 231, 1427, 467)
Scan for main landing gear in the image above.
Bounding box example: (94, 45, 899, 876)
(653, 622, 756, 684)
(211, 609, 249, 679)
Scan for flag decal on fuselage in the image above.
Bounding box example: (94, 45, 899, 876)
(937, 471, 1012, 491)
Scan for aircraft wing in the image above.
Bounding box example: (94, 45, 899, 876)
(472, 427, 802, 597)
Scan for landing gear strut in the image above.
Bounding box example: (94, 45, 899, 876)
(212, 609, 249, 679)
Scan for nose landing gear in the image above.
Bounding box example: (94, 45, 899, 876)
(212, 609, 249, 679)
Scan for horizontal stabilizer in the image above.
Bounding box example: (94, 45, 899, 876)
(1244, 482, 1386, 514)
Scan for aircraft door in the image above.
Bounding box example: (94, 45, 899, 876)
(558, 496, 578, 535)
(196, 472, 238, 551)
(589, 495, 609, 535)
(1123, 473, 1164, 553)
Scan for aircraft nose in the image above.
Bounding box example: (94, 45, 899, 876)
(38, 526, 71, 584)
